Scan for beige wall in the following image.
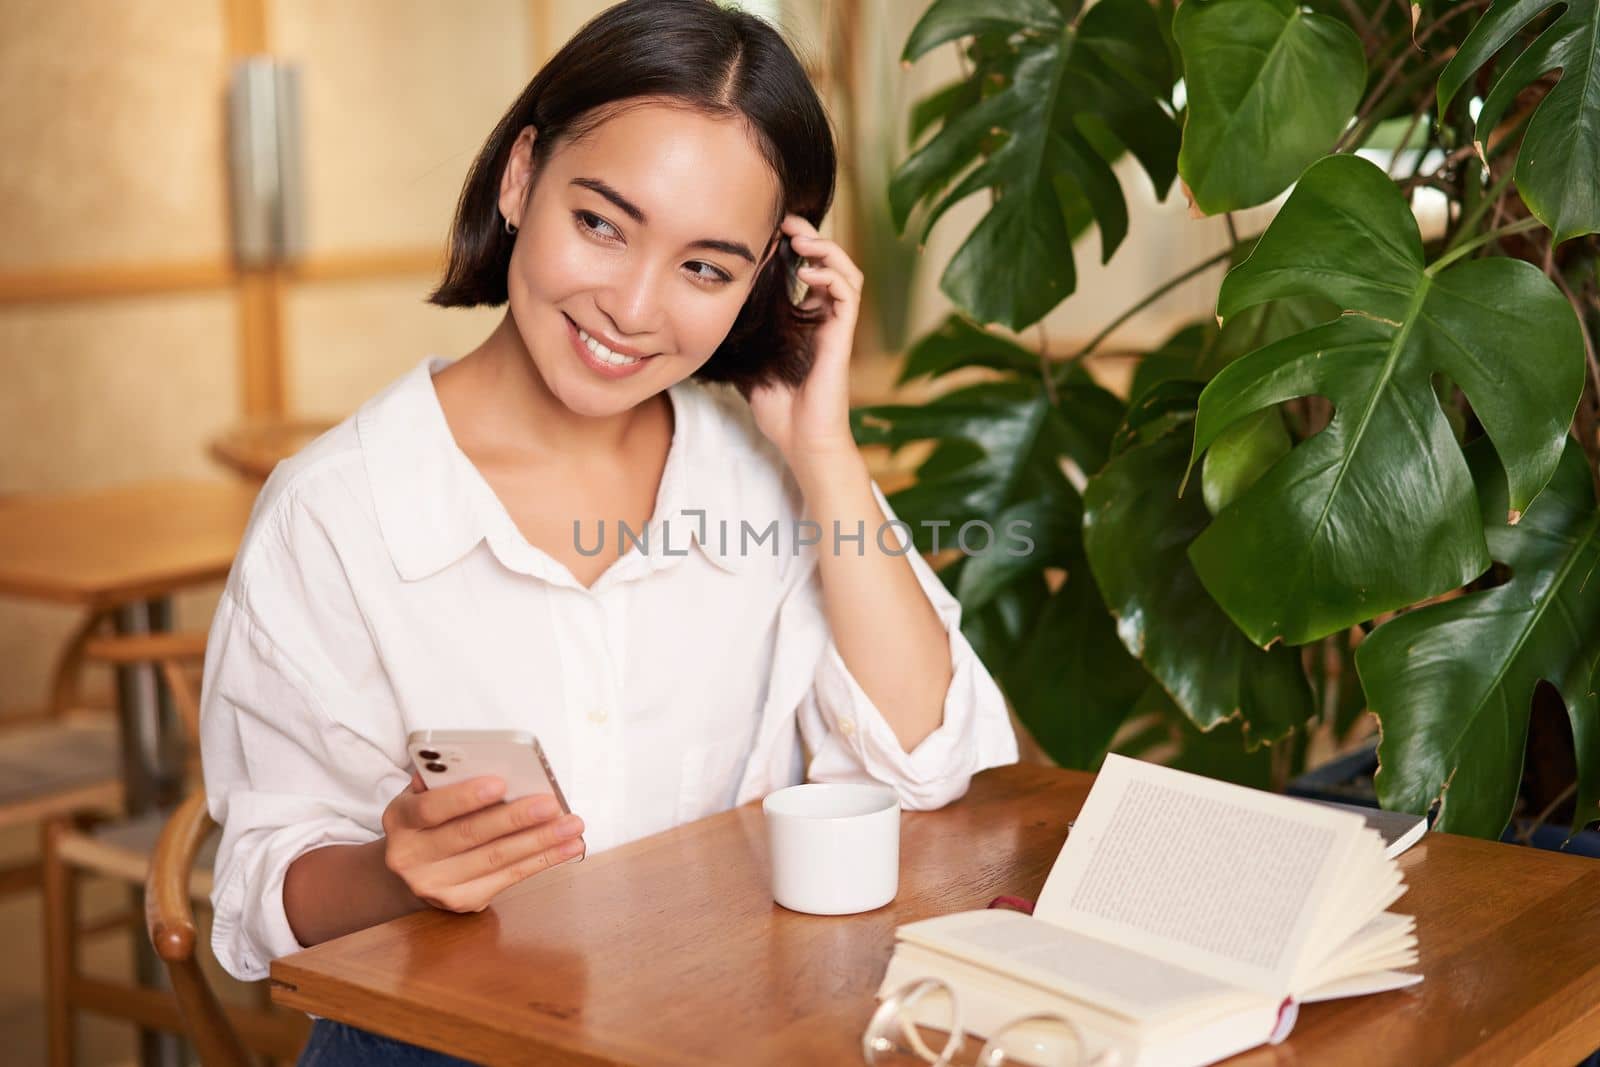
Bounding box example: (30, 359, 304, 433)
(271, 0, 525, 415)
(1, 0, 234, 707)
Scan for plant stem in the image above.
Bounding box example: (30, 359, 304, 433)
(1442, 164, 1519, 253)
(1387, 103, 1429, 178)
(1430, 215, 1543, 272)
(1065, 247, 1236, 364)
(1335, 0, 1490, 153)
(1371, 0, 1398, 36)
(1515, 781, 1577, 845)
(1337, 0, 1377, 54)
(1337, 50, 1453, 152)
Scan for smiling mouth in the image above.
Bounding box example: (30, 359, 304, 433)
(566, 314, 655, 366)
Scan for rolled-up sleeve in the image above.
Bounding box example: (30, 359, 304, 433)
(200, 495, 408, 981)
(796, 480, 1019, 810)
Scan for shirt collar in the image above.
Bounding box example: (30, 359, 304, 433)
(358, 357, 752, 585)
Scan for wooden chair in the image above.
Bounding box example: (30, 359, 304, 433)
(0, 607, 123, 899)
(147, 789, 311, 1065)
(42, 632, 310, 1066)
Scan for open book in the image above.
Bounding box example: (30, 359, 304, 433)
(877, 754, 1421, 1067)
(1305, 798, 1428, 859)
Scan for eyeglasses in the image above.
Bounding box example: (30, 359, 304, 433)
(861, 977, 1122, 1067)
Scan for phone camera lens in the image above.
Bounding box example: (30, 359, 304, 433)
(418, 750, 440, 761)
(425, 761, 448, 773)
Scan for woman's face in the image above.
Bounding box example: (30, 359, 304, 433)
(497, 99, 785, 417)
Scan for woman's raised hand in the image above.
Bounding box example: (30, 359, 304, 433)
(380, 772, 586, 913)
(747, 214, 864, 473)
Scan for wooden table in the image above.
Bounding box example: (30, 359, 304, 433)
(0, 480, 257, 608)
(0, 478, 257, 809)
(210, 418, 335, 483)
(270, 764, 1600, 1066)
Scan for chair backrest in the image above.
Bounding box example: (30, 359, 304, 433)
(82, 632, 206, 746)
(49, 608, 112, 721)
(146, 789, 252, 1067)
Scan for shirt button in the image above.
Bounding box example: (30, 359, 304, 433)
(588, 707, 609, 725)
(839, 716, 856, 738)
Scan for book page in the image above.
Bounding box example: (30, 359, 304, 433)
(895, 910, 1251, 1024)
(1035, 754, 1367, 995)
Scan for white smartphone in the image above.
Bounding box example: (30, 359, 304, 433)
(406, 729, 570, 814)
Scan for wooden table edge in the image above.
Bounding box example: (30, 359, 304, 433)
(268, 970, 706, 1067)
(0, 570, 235, 608)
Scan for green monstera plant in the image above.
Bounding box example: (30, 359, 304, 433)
(859, 0, 1600, 840)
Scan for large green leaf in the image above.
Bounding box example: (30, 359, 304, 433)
(1187, 154, 1585, 646)
(957, 563, 1050, 677)
(1358, 440, 1600, 838)
(901, 0, 1070, 59)
(1438, 0, 1600, 242)
(893, 0, 1178, 329)
(1005, 558, 1150, 769)
(1128, 295, 1341, 404)
(1084, 419, 1310, 743)
(897, 315, 1050, 384)
(850, 377, 1118, 615)
(876, 321, 1124, 456)
(1127, 323, 1220, 404)
(855, 323, 1143, 766)
(1200, 408, 1291, 517)
(1175, 0, 1365, 213)
(1115, 685, 1276, 789)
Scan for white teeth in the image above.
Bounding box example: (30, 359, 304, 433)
(577, 326, 641, 366)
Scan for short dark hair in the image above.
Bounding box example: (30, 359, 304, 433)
(429, 0, 837, 396)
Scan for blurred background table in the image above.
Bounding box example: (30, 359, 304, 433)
(209, 418, 334, 483)
(270, 763, 1600, 1066)
(0, 478, 257, 808)
(0, 480, 257, 618)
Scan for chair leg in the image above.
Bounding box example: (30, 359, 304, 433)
(41, 820, 78, 1067)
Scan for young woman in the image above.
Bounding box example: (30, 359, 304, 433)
(201, 0, 1017, 1059)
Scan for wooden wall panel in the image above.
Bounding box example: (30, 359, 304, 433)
(270, 0, 532, 256)
(283, 277, 502, 419)
(0, 0, 229, 272)
(0, 294, 238, 490)
(0, 293, 238, 705)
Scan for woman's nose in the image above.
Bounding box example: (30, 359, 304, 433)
(595, 261, 666, 339)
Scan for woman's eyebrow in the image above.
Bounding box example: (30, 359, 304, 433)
(570, 177, 758, 264)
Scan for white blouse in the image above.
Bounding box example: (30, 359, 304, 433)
(200, 355, 1019, 981)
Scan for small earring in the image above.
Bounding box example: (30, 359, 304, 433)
(503, 215, 518, 236)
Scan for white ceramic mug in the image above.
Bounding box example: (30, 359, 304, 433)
(763, 782, 900, 915)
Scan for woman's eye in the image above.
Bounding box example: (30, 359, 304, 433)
(686, 262, 732, 286)
(574, 210, 618, 239)
(575, 210, 727, 286)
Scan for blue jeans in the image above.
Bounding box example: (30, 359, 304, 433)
(297, 1019, 482, 1066)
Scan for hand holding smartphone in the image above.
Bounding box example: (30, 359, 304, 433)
(378, 729, 581, 914)
(407, 729, 570, 812)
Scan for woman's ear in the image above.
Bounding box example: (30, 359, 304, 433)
(497, 125, 539, 229)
